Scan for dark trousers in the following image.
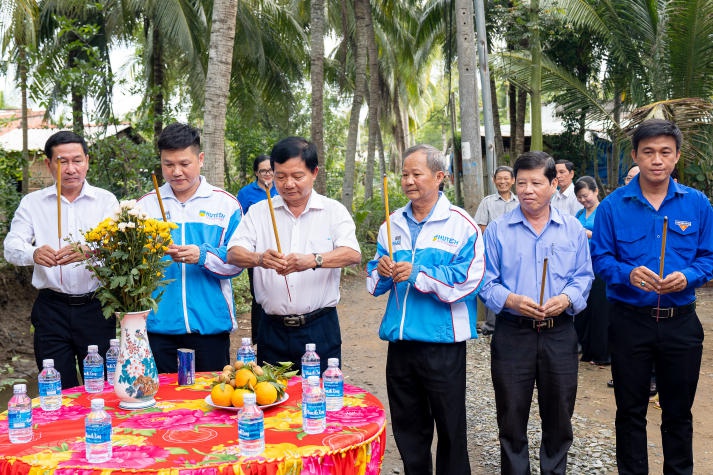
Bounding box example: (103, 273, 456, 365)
(247, 268, 265, 342)
(609, 302, 703, 475)
(257, 308, 341, 375)
(386, 340, 470, 475)
(31, 291, 117, 389)
(148, 332, 230, 374)
(491, 314, 578, 475)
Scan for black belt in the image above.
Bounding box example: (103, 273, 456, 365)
(265, 307, 335, 328)
(619, 302, 696, 319)
(498, 311, 572, 330)
(39, 288, 97, 306)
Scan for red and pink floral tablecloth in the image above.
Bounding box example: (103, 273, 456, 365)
(0, 372, 386, 474)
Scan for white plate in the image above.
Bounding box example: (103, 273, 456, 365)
(204, 393, 289, 411)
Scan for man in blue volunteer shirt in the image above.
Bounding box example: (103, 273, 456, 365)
(367, 144, 485, 475)
(479, 151, 593, 475)
(591, 119, 713, 475)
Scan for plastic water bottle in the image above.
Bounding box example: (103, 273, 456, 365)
(323, 358, 344, 411)
(238, 392, 265, 456)
(38, 358, 62, 411)
(8, 383, 33, 443)
(105, 339, 119, 386)
(302, 375, 326, 434)
(301, 343, 320, 380)
(83, 345, 105, 393)
(85, 398, 112, 463)
(237, 337, 256, 364)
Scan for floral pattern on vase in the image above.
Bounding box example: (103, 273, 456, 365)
(114, 310, 159, 409)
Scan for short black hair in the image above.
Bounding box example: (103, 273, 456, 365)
(270, 137, 318, 172)
(44, 131, 88, 159)
(555, 159, 575, 172)
(574, 175, 597, 194)
(632, 119, 682, 152)
(252, 154, 271, 173)
(157, 123, 201, 153)
(513, 151, 556, 181)
(494, 165, 514, 178)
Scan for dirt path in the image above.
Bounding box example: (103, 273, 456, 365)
(4, 269, 713, 473)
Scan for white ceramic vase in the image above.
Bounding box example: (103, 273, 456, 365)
(113, 310, 159, 410)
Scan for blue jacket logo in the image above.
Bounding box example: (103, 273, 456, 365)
(432, 234, 459, 247)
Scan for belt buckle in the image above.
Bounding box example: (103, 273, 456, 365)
(68, 295, 86, 306)
(651, 307, 674, 319)
(533, 318, 554, 330)
(283, 315, 305, 327)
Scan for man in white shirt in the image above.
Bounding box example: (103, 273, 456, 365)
(551, 159, 583, 216)
(474, 166, 519, 335)
(4, 131, 118, 388)
(227, 136, 361, 373)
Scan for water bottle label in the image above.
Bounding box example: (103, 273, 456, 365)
(39, 380, 62, 397)
(302, 365, 320, 379)
(86, 422, 112, 443)
(106, 359, 117, 373)
(324, 381, 343, 398)
(8, 410, 32, 429)
(238, 417, 264, 441)
(84, 364, 103, 380)
(238, 353, 256, 364)
(304, 401, 326, 420)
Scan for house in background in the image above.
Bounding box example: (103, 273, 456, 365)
(0, 109, 138, 191)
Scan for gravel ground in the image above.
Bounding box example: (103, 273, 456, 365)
(465, 336, 617, 474)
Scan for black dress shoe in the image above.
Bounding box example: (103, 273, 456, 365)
(481, 328, 494, 336)
(607, 379, 614, 388)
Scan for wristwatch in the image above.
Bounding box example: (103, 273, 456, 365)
(313, 253, 324, 270)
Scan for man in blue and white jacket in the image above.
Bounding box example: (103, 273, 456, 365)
(366, 144, 485, 475)
(137, 123, 243, 374)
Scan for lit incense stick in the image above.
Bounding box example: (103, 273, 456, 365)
(57, 159, 63, 284)
(265, 189, 292, 302)
(383, 174, 393, 260)
(151, 172, 167, 222)
(539, 257, 548, 306)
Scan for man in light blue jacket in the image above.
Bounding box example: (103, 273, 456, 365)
(137, 123, 243, 374)
(367, 144, 485, 475)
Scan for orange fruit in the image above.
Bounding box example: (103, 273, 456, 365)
(231, 388, 253, 408)
(234, 368, 257, 388)
(211, 383, 234, 407)
(254, 381, 278, 405)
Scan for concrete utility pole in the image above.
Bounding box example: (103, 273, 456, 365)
(474, 0, 496, 195)
(455, 0, 485, 215)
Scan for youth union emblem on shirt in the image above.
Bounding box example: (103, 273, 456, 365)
(675, 220, 692, 231)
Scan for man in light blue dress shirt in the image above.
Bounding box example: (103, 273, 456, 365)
(479, 151, 593, 475)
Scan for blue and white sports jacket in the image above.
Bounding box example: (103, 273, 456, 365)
(366, 194, 486, 343)
(137, 177, 243, 335)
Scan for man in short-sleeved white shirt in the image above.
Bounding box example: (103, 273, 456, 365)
(474, 165, 518, 334)
(551, 159, 583, 216)
(228, 136, 361, 373)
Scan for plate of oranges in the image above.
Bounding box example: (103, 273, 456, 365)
(205, 360, 296, 410)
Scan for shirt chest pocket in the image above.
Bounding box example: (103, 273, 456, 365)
(548, 242, 578, 280)
(616, 227, 648, 262)
(668, 219, 697, 259)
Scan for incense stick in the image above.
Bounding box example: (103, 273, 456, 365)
(56, 159, 63, 284)
(151, 172, 167, 222)
(656, 216, 668, 321)
(539, 257, 548, 306)
(265, 189, 291, 302)
(383, 174, 393, 260)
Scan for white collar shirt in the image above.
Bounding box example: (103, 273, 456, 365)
(551, 183, 583, 216)
(228, 190, 360, 315)
(3, 181, 119, 294)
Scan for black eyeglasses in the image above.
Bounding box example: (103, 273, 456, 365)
(257, 169, 274, 176)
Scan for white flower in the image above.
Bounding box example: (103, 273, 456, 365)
(120, 199, 137, 210)
(127, 207, 141, 216)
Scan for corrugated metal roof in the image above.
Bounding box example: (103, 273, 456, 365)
(0, 124, 131, 152)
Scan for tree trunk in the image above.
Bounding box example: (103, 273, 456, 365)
(68, 48, 83, 134)
(19, 52, 29, 195)
(364, 0, 380, 201)
(529, 0, 542, 150)
(202, 0, 238, 189)
(516, 88, 527, 156)
(455, 0, 484, 215)
(490, 75, 505, 163)
(152, 26, 164, 146)
(508, 83, 518, 160)
(392, 89, 406, 172)
(342, 0, 369, 212)
(474, 0, 496, 195)
(310, 0, 326, 195)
